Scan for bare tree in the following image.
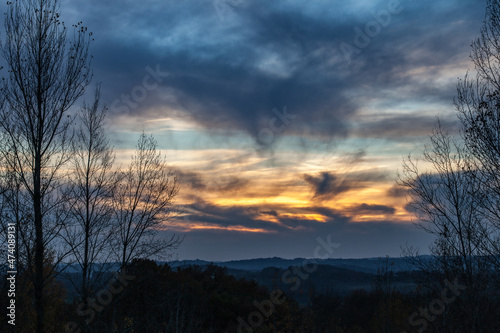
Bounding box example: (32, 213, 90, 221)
(113, 133, 181, 269)
(400, 3, 500, 331)
(401, 123, 489, 281)
(59, 86, 116, 309)
(400, 123, 494, 331)
(0, 0, 92, 331)
(455, 0, 500, 267)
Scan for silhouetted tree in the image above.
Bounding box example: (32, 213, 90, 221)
(401, 122, 488, 278)
(59, 85, 117, 331)
(112, 133, 181, 269)
(400, 1, 500, 331)
(455, 0, 500, 268)
(0, 0, 92, 331)
(400, 122, 496, 331)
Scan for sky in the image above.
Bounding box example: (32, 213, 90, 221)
(51, 0, 487, 260)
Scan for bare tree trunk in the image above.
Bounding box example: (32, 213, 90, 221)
(34, 155, 44, 333)
(0, 1, 92, 331)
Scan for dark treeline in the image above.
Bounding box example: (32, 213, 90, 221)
(1, 258, 500, 332)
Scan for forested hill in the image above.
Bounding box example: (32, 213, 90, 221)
(167, 256, 422, 273)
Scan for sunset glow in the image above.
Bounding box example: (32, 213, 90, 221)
(57, 0, 486, 260)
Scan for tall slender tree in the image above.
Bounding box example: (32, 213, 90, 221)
(60, 85, 116, 313)
(0, 1, 92, 331)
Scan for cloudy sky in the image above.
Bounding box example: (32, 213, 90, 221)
(56, 0, 485, 260)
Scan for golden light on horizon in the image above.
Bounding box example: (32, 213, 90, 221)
(212, 196, 311, 207)
(188, 225, 273, 233)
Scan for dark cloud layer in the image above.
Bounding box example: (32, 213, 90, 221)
(64, 0, 484, 145)
(54, 0, 487, 260)
(173, 199, 430, 261)
(303, 169, 388, 200)
(180, 196, 398, 237)
(304, 171, 351, 199)
(349, 203, 396, 215)
(387, 184, 409, 198)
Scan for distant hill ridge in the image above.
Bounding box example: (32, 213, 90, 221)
(166, 256, 426, 274)
(1, 256, 430, 275)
